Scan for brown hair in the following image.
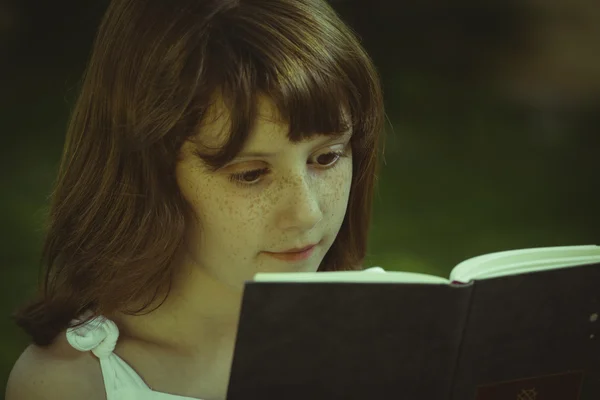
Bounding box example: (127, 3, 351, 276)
(13, 0, 385, 346)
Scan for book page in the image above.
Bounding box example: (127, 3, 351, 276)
(450, 245, 600, 283)
(253, 268, 450, 284)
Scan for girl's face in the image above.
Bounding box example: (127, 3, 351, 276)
(175, 96, 353, 289)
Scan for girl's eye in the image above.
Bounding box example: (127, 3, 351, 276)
(228, 149, 349, 187)
(315, 151, 342, 167)
(229, 167, 270, 186)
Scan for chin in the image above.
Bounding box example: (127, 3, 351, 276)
(258, 257, 320, 274)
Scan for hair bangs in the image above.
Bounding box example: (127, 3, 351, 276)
(193, 0, 381, 171)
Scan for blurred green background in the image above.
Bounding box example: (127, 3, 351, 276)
(1, 0, 599, 396)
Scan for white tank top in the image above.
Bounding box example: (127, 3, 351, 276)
(65, 312, 200, 399)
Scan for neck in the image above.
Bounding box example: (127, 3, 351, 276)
(112, 259, 244, 356)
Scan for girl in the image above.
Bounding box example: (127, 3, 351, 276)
(7, 0, 385, 398)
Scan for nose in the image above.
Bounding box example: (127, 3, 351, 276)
(276, 173, 323, 232)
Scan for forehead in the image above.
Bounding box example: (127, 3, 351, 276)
(194, 94, 311, 149)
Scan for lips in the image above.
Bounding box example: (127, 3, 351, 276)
(275, 243, 317, 254)
(265, 244, 317, 262)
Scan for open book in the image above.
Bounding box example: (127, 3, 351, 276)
(253, 244, 600, 284)
(227, 245, 600, 400)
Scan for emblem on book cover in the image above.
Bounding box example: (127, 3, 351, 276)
(476, 371, 583, 400)
(516, 388, 537, 400)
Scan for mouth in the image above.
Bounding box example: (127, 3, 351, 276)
(265, 243, 318, 262)
(280, 244, 318, 253)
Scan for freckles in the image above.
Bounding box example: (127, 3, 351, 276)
(327, 169, 352, 203)
(223, 198, 233, 214)
(243, 202, 256, 223)
(246, 195, 270, 222)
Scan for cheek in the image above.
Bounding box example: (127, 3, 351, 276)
(329, 159, 353, 205)
(311, 160, 353, 228)
(188, 197, 254, 261)
(199, 196, 251, 240)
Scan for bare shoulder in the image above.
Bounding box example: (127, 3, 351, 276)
(6, 332, 106, 400)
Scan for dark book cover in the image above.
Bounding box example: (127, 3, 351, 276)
(226, 262, 600, 400)
(451, 262, 600, 400)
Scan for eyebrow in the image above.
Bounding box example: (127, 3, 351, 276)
(233, 130, 353, 160)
